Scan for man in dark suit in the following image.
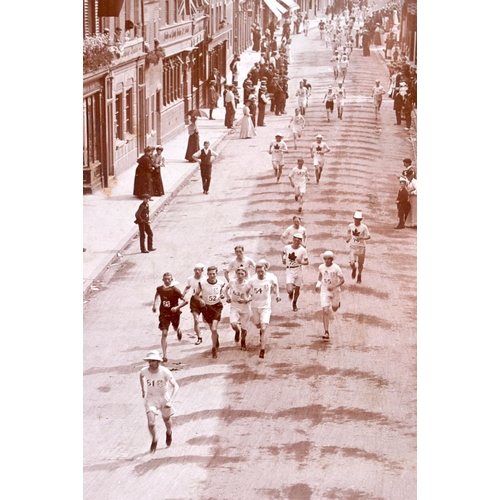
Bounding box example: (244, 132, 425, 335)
(135, 194, 156, 253)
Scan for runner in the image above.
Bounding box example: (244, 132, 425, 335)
(282, 233, 309, 311)
(323, 85, 335, 122)
(345, 210, 371, 284)
(288, 108, 306, 150)
(288, 158, 310, 213)
(225, 266, 253, 350)
(310, 134, 331, 183)
(302, 79, 312, 109)
(331, 52, 340, 81)
(195, 266, 226, 359)
(182, 263, 205, 345)
(315, 251, 345, 340)
(371, 79, 385, 119)
(335, 81, 346, 120)
(152, 272, 188, 363)
(139, 350, 179, 453)
(281, 215, 307, 246)
(248, 261, 281, 359)
(339, 54, 349, 82)
(296, 81, 307, 116)
(223, 245, 256, 282)
(268, 133, 288, 182)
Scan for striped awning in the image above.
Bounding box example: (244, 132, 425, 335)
(263, 0, 287, 20)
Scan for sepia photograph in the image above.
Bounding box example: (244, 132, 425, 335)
(82, 1, 418, 498)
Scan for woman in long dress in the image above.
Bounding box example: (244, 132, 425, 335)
(184, 116, 199, 162)
(151, 145, 165, 196)
(133, 146, 154, 198)
(240, 101, 257, 139)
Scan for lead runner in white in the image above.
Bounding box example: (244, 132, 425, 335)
(315, 251, 345, 340)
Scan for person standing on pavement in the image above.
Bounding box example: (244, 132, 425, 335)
(192, 141, 219, 195)
(281, 215, 307, 246)
(315, 251, 344, 340)
(395, 177, 411, 229)
(371, 79, 385, 119)
(269, 133, 289, 182)
(404, 166, 417, 228)
(139, 350, 179, 453)
(152, 272, 188, 363)
(195, 266, 226, 359)
(282, 233, 309, 312)
(225, 266, 253, 350)
(402, 89, 413, 130)
(257, 83, 269, 127)
(346, 210, 371, 283)
(393, 86, 404, 125)
(248, 261, 281, 359)
(182, 263, 206, 345)
(207, 81, 219, 120)
(224, 84, 236, 129)
(134, 194, 156, 254)
(310, 134, 331, 183)
(248, 94, 258, 127)
(184, 116, 200, 162)
(133, 146, 154, 198)
(151, 146, 165, 197)
(240, 100, 257, 139)
(288, 108, 306, 150)
(223, 245, 256, 283)
(288, 158, 310, 213)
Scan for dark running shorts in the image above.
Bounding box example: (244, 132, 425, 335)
(325, 101, 334, 111)
(190, 295, 204, 314)
(201, 302, 223, 324)
(158, 312, 181, 331)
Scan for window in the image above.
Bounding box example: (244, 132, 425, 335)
(115, 93, 123, 140)
(145, 97, 150, 134)
(83, 0, 99, 37)
(163, 58, 183, 105)
(150, 96, 156, 132)
(125, 89, 133, 134)
(83, 94, 100, 167)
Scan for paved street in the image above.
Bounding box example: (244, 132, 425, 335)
(84, 22, 416, 500)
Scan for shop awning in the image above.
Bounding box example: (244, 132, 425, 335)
(277, 0, 300, 11)
(263, 0, 287, 20)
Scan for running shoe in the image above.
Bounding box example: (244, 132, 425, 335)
(177, 329, 182, 341)
(166, 432, 172, 447)
(259, 349, 265, 359)
(150, 440, 157, 453)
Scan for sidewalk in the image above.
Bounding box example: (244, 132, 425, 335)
(83, 48, 261, 297)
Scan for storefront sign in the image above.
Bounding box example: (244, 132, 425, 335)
(160, 23, 192, 44)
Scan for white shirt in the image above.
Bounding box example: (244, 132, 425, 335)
(289, 166, 309, 187)
(248, 273, 279, 308)
(269, 140, 288, 162)
(281, 224, 307, 245)
(283, 244, 308, 268)
(318, 262, 343, 293)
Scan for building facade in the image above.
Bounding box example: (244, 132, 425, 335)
(84, 0, 256, 194)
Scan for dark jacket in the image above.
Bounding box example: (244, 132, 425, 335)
(135, 201, 150, 224)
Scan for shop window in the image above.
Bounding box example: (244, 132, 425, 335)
(115, 93, 124, 140)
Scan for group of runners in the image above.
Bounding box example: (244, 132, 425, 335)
(139, 8, 383, 454)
